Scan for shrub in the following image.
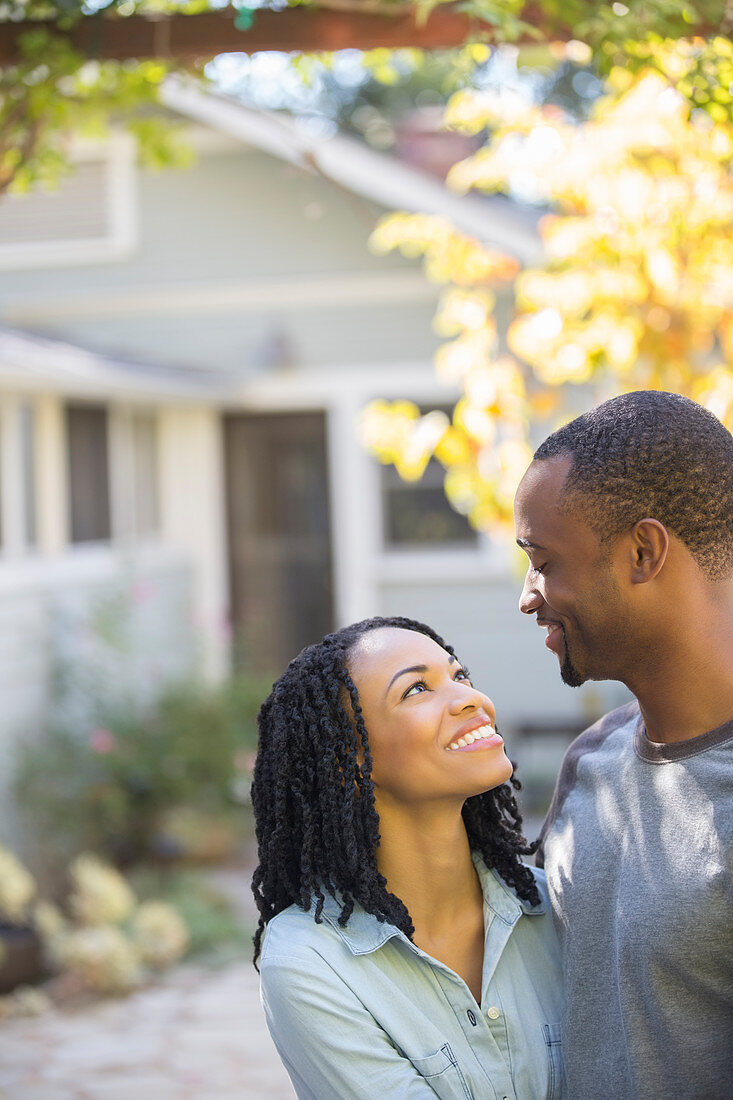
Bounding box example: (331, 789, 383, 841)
(14, 672, 271, 867)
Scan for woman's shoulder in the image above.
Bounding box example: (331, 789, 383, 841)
(261, 898, 349, 966)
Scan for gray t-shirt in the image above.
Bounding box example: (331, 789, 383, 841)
(537, 701, 733, 1100)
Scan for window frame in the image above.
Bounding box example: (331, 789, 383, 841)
(0, 133, 137, 271)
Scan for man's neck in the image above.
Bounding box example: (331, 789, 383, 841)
(627, 594, 733, 744)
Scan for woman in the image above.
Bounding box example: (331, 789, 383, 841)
(252, 616, 563, 1099)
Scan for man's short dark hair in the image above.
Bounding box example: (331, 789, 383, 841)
(534, 391, 733, 580)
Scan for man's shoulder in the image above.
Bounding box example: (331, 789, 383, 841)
(569, 699, 640, 760)
(535, 701, 639, 867)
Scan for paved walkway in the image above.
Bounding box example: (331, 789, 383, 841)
(0, 863, 295, 1100)
(0, 959, 295, 1099)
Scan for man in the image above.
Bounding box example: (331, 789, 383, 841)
(513, 390, 733, 1100)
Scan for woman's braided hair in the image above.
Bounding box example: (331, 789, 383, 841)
(251, 615, 539, 967)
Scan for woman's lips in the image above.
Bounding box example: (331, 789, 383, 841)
(451, 732, 504, 753)
(446, 730, 504, 753)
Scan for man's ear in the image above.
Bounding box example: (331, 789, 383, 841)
(628, 519, 669, 584)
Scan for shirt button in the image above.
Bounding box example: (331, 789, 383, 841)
(487, 1006, 501, 1019)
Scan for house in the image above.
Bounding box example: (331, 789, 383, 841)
(0, 79, 629, 834)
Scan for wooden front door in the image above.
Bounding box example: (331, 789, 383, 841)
(224, 411, 334, 674)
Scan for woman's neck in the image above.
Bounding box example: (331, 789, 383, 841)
(375, 800, 481, 938)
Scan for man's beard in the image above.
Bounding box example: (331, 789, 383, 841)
(559, 625, 584, 687)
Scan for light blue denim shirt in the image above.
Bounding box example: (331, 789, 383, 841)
(260, 856, 564, 1099)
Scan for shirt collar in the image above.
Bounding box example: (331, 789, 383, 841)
(319, 855, 545, 958)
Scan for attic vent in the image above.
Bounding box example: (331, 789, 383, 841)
(0, 136, 137, 270)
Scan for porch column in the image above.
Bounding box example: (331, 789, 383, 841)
(326, 397, 380, 627)
(35, 395, 68, 554)
(158, 405, 229, 681)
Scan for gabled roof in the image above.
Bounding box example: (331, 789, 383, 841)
(160, 77, 542, 266)
(0, 328, 227, 403)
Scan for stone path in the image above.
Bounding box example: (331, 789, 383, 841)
(0, 863, 295, 1100)
(0, 959, 295, 1099)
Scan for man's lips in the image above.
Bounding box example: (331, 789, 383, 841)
(538, 619, 564, 654)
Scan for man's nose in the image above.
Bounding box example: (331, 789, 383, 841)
(519, 571, 543, 615)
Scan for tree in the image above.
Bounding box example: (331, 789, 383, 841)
(1, 2, 731, 533)
(362, 29, 733, 533)
(0, 1, 726, 190)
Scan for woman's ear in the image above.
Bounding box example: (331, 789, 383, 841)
(628, 519, 669, 584)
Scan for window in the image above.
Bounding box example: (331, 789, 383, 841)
(381, 458, 478, 548)
(380, 404, 478, 550)
(67, 404, 111, 543)
(0, 136, 136, 270)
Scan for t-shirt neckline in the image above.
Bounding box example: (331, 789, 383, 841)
(634, 713, 733, 764)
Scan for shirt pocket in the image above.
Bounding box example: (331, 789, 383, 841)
(542, 1023, 563, 1100)
(411, 1043, 472, 1100)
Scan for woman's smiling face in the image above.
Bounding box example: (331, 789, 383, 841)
(348, 627, 513, 810)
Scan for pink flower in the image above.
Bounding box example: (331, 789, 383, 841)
(132, 580, 155, 604)
(89, 728, 117, 755)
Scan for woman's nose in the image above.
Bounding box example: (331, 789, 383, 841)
(450, 682, 496, 723)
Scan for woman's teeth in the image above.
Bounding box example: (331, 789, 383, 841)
(446, 724, 499, 751)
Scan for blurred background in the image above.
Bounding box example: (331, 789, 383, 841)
(0, 0, 731, 1088)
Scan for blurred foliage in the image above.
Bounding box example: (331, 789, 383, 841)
(0, 29, 193, 194)
(129, 866, 250, 956)
(1, 0, 731, 527)
(0, 1, 727, 190)
(0, 845, 190, 1002)
(14, 673, 269, 866)
(363, 35, 733, 532)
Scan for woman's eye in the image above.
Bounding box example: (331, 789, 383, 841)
(402, 680, 428, 699)
(455, 669, 471, 683)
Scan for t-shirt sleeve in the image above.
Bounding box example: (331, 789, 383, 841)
(535, 702, 639, 868)
(260, 951, 446, 1100)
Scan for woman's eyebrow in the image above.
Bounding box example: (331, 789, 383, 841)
(385, 656, 456, 698)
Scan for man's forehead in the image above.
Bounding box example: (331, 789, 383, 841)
(517, 454, 573, 500)
(514, 455, 581, 544)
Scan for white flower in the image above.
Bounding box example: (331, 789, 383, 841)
(54, 926, 142, 993)
(133, 901, 189, 969)
(0, 846, 36, 925)
(69, 855, 135, 926)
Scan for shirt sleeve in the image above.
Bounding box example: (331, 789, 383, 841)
(260, 951, 445, 1099)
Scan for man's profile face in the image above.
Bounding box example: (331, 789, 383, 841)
(513, 456, 631, 686)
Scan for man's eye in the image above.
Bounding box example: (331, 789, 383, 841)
(402, 680, 428, 699)
(535, 563, 547, 575)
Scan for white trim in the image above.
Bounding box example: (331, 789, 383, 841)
(0, 330, 226, 404)
(375, 541, 513, 585)
(0, 134, 138, 271)
(161, 77, 543, 266)
(181, 124, 243, 155)
(0, 397, 25, 556)
(34, 396, 68, 554)
(326, 401, 381, 626)
(4, 269, 439, 324)
(226, 360, 462, 410)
